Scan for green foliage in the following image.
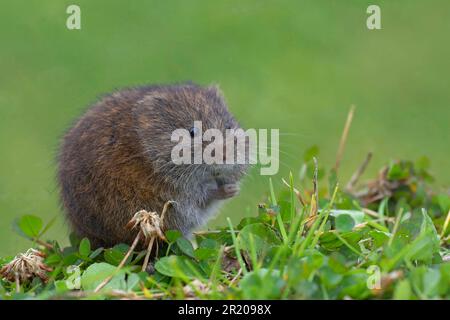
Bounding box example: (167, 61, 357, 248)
(1, 149, 449, 300)
(14, 215, 43, 239)
(81, 262, 125, 291)
(78, 238, 91, 258)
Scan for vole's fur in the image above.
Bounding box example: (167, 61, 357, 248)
(57, 83, 247, 248)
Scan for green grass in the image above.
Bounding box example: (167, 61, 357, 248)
(1, 149, 449, 299)
(1, 1, 450, 259)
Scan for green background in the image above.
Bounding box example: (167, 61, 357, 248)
(1, 1, 449, 255)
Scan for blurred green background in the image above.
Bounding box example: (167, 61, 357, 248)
(1, 1, 449, 255)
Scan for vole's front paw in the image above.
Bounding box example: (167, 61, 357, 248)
(215, 183, 240, 200)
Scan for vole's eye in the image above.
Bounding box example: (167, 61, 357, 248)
(189, 127, 199, 137)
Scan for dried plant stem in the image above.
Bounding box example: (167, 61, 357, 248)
(346, 152, 373, 191)
(362, 208, 380, 218)
(363, 209, 397, 226)
(335, 105, 355, 173)
(33, 238, 54, 250)
(282, 178, 306, 206)
(160, 200, 174, 223)
(141, 237, 155, 272)
(60, 289, 144, 300)
(229, 268, 243, 287)
(94, 231, 142, 293)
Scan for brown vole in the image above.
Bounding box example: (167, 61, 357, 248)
(57, 83, 247, 248)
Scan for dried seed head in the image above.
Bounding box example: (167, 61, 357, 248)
(126, 201, 175, 243)
(0, 248, 52, 284)
(126, 210, 166, 241)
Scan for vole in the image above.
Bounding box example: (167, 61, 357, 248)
(57, 83, 247, 248)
